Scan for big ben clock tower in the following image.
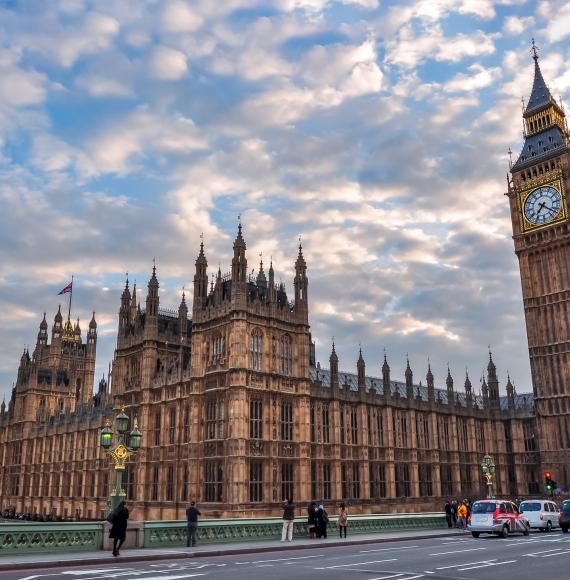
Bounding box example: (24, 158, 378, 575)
(508, 43, 570, 482)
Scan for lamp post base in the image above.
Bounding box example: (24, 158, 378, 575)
(109, 492, 126, 512)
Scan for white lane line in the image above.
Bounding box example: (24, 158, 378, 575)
(318, 558, 398, 569)
(130, 576, 206, 580)
(522, 548, 569, 557)
(541, 550, 570, 558)
(236, 554, 323, 565)
(360, 545, 420, 553)
(439, 540, 471, 545)
(458, 560, 517, 571)
(436, 560, 496, 570)
(364, 575, 406, 580)
(429, 547, 486, 556)
(61, 573, 126, 577)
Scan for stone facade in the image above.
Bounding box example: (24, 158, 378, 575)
(0, 225, 539, 520)
(508, 49, 570, 486)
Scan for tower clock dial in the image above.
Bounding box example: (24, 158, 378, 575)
(524, 186, 562, 225)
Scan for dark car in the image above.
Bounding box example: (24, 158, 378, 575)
(559, 500, 570, 533)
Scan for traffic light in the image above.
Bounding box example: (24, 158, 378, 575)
(545, 471, 556, 493)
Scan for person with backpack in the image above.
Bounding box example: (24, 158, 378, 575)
(315, 503, 329, 539)
(108, 501, 129, 557)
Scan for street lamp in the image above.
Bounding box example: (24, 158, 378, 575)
(100, 407, 143, 511)
(481, 454, 496, 499)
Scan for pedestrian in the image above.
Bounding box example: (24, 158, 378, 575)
(451, 500, 458, 528)
(108, 501, 129, 557)
(457, 501, 467, 530)
(307, 502, 317, 539)
(315, 503, 329, 539)
(281, 498, 295, 542)
(444, 500, 453, 528)
(337, 502, 348, 539)
(186, 500, 201, 547)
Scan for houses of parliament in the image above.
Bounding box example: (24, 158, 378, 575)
(0, 50, 568, 521)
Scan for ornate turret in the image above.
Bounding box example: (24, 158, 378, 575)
(268, 259, 276, 302)
(506, 373, 516, 410)
(487, 350, 500, 409)
(193, 240, 208, 314)
(357, 348, 365, 390)
(426, 362, 435, 402)
(464, 370, 473, 406)
(146, 262, 159, 317)
(231, 222, 247, 285)
(130, 282, 137, 319)
(330, 341, 339, 390)
(36, 312, 48, 347)
(405, 356, 413, 399)
(88, 312, 97, 346)
(382, 351, 391, 398)
(446, 366, 454, 405)
(294, 238, 308, 318)
(512, 42, 569, 171)
(52, 305, 63, 339)
(179, 289, 188, 336)
(481, 375, 489, 406)
(256, 256, 267, 288)
(119, 276, 131, 331)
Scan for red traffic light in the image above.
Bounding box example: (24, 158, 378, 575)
(545, 471, 552, 479)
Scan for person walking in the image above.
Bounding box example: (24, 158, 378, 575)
(315, 504, 329, 539)
(337, 502, 348, 538)
(281, 499, 295, 542)
(451, 500, 458, 528)
(109, 501, 129, 557)
(186, 501, 201, 547)
(307, 502, 317, 539)
(457, 501, 467, 530)
(444, 500, 453, 528)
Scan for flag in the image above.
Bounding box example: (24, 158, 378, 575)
(58, 282, 73, 295)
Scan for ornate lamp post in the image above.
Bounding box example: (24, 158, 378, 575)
(100, 408, 142, 511)
(481, 454, 496, 499)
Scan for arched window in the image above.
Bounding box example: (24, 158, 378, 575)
(281, 336, 292, 376)
(251, 331, 263, 371)
(212, 333, 225, 361)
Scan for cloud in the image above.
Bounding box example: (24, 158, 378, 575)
(161, 0, 204, 32)
(148, 45, 188, 80)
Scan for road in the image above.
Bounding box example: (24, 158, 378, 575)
(3, 532, 570, 580)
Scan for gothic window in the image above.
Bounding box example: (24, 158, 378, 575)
(281, 402, 293, 441)
(352, 463, 360, 499)
(322, 405, 330, 444)
(74, 473, 83, 497)
(323, 463, 332, 500)
(206, 400, 224, 440)
(504, 423, 513, 454)
(460, 463, 472, 494)
(350, 407, 358, 445)
(310, 404, 315, 443)
(341, 464, 348, 498)
(437, 417, 450, 450)
(281, 463, 293, 501)
(249, 462, 263, 502)
(376, 411, 384, 447)
(281, 336, 292, 375)
(419, 464, 433, 496)
(181, 464, 188, 503)
(523, 420, 536, 452)
(168, 407, 176, 445)
(249, 400, 263, 439)
(166, 465, 175, 501)
(440, 464, 453, 496)
(416, 413, 430, 449)
(340, 407, 345, 444)
(367, 409, 373, 445)
(153, 410, 161, 446)
(395, 463, 411, 497)
(183, 405, 191, 443)
(458, 418, 468, 451)
(75, 378, 81, 401)
(151, 465, 159, 501)
(369, 463, 386, 499)
(205, 461, 224, 502)
(250, 330, 263, 371)
(212, 333, 225, 361)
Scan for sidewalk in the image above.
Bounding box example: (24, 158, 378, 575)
(0, 529, 464, 571)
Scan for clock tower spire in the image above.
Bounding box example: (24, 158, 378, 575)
(508, 42, 570, 481)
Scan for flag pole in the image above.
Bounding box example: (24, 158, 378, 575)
(68, 275, 74, 321)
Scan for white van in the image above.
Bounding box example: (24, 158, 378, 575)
(519, 499, 559, 531)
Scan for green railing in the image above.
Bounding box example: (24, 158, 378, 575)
(0, 522, 103, 555)
(143, 512, 446, 548)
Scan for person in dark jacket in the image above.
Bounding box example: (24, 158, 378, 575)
(315, 504, 328, 539)
(444, 501, 453, 528)
(186, 501, 201, 547)
(109, 501, 129, 556)
(281, 499, 295, 541)
(307, 502, 317, 539)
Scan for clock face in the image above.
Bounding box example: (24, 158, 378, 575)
(524, 186, 562, 225)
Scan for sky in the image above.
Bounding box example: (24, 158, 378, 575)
(2, 0, 570, 402)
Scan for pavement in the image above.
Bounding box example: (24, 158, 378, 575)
(0, 528, 460, 571)
(2, 530, 570, 580)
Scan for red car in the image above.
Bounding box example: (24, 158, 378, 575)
(469, 499, 530, 538)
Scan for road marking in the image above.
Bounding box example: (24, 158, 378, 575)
(60, 574, 125, 577)
(436, 560, 496, 570)
(439, 540, 471, 545)
(429, 547, 486, 556)
(360, 545, 419, 553)
(539, 549, 570, 558)
(236, 554, 323, 564)
(318, 558, 398, 569)
(522, 548, 569, 556)
(458, 560, 517, 571)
